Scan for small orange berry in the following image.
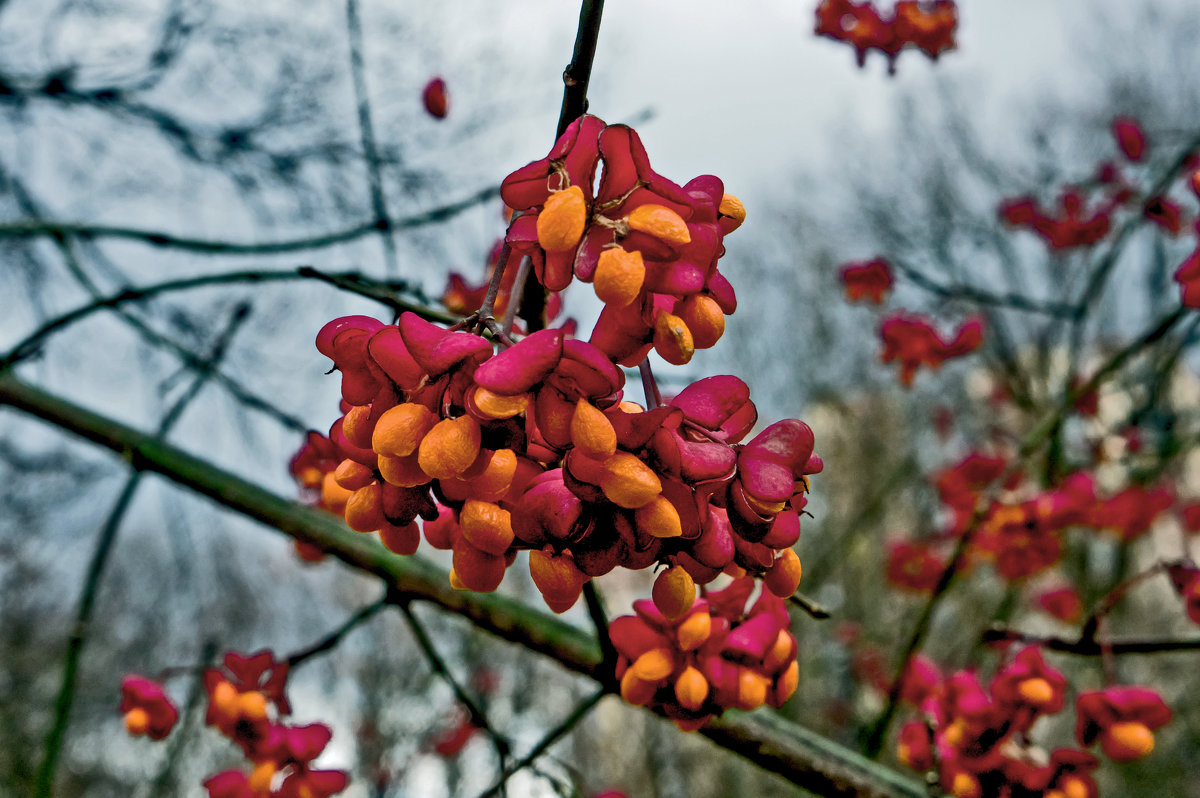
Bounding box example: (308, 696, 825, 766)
(537, 185, 587, 251)
(418, 415, 482, 480)
(634, 495, 683, 538)
(599, 452, 662, 509)
(676, 295, 725, 349)
(341, 405, 374, 449)
(630, 648, 675, 682)
(1101, 721, 1155, 761)
(469, 387, 530, 419)
(627, 204, 691, 245)
(674, 666, 710, 711)
(676, 611, 712, 650)
(124, 707, 151, 736)
(718, 193, 747, 231)
(459, 500, 515, 555)
(653, 312, 694, 366)
(1016, 676, 1054, 706)
(764, 548, 802, 598)
(571, 400, 617, 459)
(594, 247, 645, 306)
(373, 403, 437, 457)
(652, 565, 696, 620)
(320, 471, 353, 512)
(333, 458, 374, 491)
(343, 482, 385, 533)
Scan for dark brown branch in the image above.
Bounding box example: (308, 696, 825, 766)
(518, 0, 607, 335)
(286, 595, 390, 668)
(344, 0, 400, 278)
(981, 627, 1200, 656)
(473, 688, 606, 798)
(0, 184, 499, 255)
(1, 266, 451, 371)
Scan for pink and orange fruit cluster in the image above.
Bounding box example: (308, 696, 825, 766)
(301, 116, 821, 725)
(121, 651, 347, 798)
(502, 115, 742, 366)
(885, 453, 1183, 592)
(815, 0, 957, 73)
(202, 651, 346, 798)
(120, 675, 179, 740)
(314, 312, 818, 618)
(610, 576, 799, 730)
(897, 649, 1170, 797)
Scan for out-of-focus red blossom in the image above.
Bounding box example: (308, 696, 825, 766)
(975, 472, 1094, 581)
(1035, 584, 1084, 624)
(1112, 116, 1146, 162)
(1070, 376, 1099, 417)
(430, 710, 479, 756)
(879, 313, 984, 386)
(1095, 160, 1121, 184)
(999, 189, 1118, 251)
(839, 257, 893, 303)
(1143, 195, 1185, 235)
(886, 541, 945, 592)
(1089, 483, 1173, 542)
(1167, 563, 1200, 625)
(935, 452, 1011, 532)
(223, 650, 292, 713)
(422, 77, 448, 119)
(989, 646, 1067, 728)
(120, 675, 179, 740)
(851, 644, 890, 694)
(1173, 246, 1200, 307)
(814, 0, 956, 73)
(592, 792, 628, 798)
(895, 653, 1106, 797)
(204, 770, 255, 798)
(1075, 687, 1172, 762)
(1013, 749, 1100, 798)
(931, 405, 955, 440)
(898, 654, 941, 707)
(1180, 501, 1200, 533)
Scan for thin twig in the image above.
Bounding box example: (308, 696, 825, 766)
(3, 172, 309, 432)
(34, 305, 250, 798)
(501, 256, 532, 336)
(0, 185, 500, 255)
(1, 266, 449, 371)
(150, 641, 218, 798)
(517, 0, 607, 335)
(472, 688, 607, 798)
(344, 0, 400, 278)
(286, 595, 390, 668)
(981, 627, 1200, 656)
(397, 602, 511, 755)
(639, 359, 662, 410)
(581, 582, 618, 686)
(788, 592, 832, 620)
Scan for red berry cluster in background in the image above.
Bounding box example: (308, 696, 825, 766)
(896, 648, 1171, 798)
(295, 115, 820, 728)
(120, 651, 347, 798)
(825, 110, 1200, 797)
(999, 115, 1200, 255)
(815, 0, 957, 73)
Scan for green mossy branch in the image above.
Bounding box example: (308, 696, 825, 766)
(0, 373, 926, 798)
